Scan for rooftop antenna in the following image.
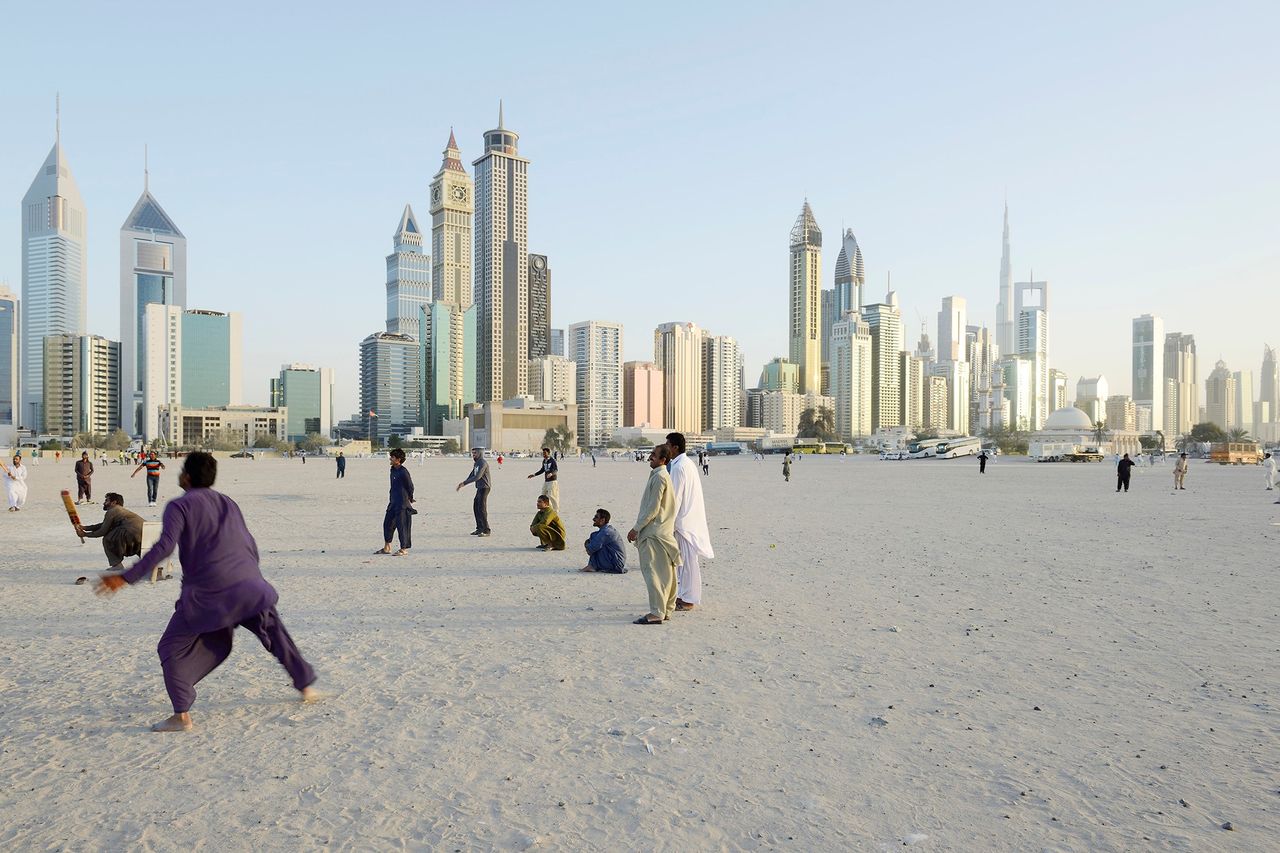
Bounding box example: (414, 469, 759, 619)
(144, 143, 149, 192)
(55, 92, 61, 144)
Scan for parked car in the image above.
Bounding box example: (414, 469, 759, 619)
(231, 450, 255, 459)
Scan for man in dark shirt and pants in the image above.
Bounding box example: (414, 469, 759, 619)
(528, 447, 559, 514)
(1116, 453, 1136, 492)
(75, 451, 94, 503)
(457, 448, 492, 536)
(335, 451, 346, 479)
(376, 448, 415, 555)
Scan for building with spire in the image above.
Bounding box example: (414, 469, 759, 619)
(789, 201, 822, 395)
(1259, 345, 1277, 442)
(995, 201, 1014, 358)
(21, 102, 87, 429)
(423, 130, 477, 434)
(119, 160, 186, 436)
(474, 103, 530, 401)
(833, 227, 865, 316)
(385, 205, 430, 339)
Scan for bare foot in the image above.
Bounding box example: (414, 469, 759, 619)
(151, 712, 193, 732)
(578, 566, 596, 572)
(300, 686, 320, 704)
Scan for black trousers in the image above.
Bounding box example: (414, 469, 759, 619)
(1117, 473, 1131, 492)
(473, 488, 490, 533)
(382, 507, 412, 549)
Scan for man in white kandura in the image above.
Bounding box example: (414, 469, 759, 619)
(664, 432, 713, 612)
(1265, 452, 1276, 491)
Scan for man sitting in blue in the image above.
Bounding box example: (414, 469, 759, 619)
(580, 507, 627, 573)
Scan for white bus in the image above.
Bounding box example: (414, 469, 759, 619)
(906, 439, 942, 459)
(935, 436, 983, 459)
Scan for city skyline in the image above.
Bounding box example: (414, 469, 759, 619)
(0, 4, 1276, 422)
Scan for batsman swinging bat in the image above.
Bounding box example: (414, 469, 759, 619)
(61, 490, 85, 543)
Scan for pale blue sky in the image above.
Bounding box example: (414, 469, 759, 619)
(1, 1, 1276, 418)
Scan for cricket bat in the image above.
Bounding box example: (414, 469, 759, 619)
(61, 490, 85, 543)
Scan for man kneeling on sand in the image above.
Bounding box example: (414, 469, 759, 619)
(77, 492, 144, 568)
(580, 507, 627, 573)
(530, 494, 566, 551)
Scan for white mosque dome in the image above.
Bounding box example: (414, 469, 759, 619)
(1044, 406, 1095, 431)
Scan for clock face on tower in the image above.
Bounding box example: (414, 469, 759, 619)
(431, 186, 441, 203)
(452, 185, 468, 202)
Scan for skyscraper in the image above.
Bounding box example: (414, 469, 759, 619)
(1163, 333, 1198, 437)
(995, 201, 1014, 357)
(120, 168, 186, 436)
(1233, 369, 1254, 438)
(1132, 314, 1165, 433)
(937, 296, 967, 362)
(549, 328, 565, 358)
(568, 320, 623, 447)
(528, 254, 551, 361)
(860, 292, 902, 431)
(141, 306, 244, 441)
(654, 321, 704, 434)
(1205, 360, 1235, 432)
(0, 287, 17, 445)
(830, 313, 872, 439)
(702, 333, 743, 431)
(788, 202, 822, 395)
(473, 104, 529, 401)
(270, 363, 334, 441)
(385, 205, 430, 338)
(1260, 345, 1277, 427)
(426, 129, 476, 433)
(21, 109, 87, 429)
(1015, 279, 1050, 430)
(42, 333, 120, 436)
(623, 361, 664, 427)
(527, 354, 576, 405)
(833, 227, 865, 316)
(360, 332, 420, 443)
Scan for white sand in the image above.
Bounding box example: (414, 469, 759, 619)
(0, 453, 1276, 850)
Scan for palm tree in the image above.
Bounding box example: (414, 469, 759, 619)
(1227, 427, 1251, 442)
(1092, 420, 1109, 445)
(797, 406, 837, 442)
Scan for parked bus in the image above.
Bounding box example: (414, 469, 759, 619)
(704, 442, 742, 456)
(906, 439, 942, 459)
(1209, 441, 1262, 465)
(935, 436, 983, 459)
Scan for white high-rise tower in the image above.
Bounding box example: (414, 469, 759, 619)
(473, 103, 530, 401)
(21, 103, 87, 429)
(120, 161, 186, 436)
(385, 204, 430, 338)
(789, 201, 822, 395)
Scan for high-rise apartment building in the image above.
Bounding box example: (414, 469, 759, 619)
(860, 292, 902, 431)
(1075, 375, 1108, 425)
(385, 205, 430, 339)
(473, 105, 529, 401)
(550, 328, 565, 358)
(1205, 360, 1235, 432)
(528, 254, 551, 361)
(141, 306, 243, 441)
(1050, 368, 1069, 413)
(0, 287, 17, 444)
(568, 321, 623, 447)
(359, 331, 420, 443)
(1232, 370, 1254, 437)
(1014, 280, 1050, 430)
(623, 361, 664, 428)
(21, 117, 87, 429)
(900, 351, 925, 430)
(269, 363, 334, 441)
(1260, 346, 1277, 438)
(1105, 395, 1137, 432)
(1131, 314, 1165, 433)
(527, 354, 576, 405)
(654, 321, 703, 435)
(119, 172, 186, 436)
(702, 333, 743, 431)
(819, 287, 837, 373)
(995, 202, 1015, 359)
(937, 296, 967, 362)
(42, 334, 119, 436)
(923, 374, 949, 430)
(1000, 357, 1034, 431)
(760, 357, 800, 393)
(1163, 333, 1198, 437)
(788, 202, 822, 395)
(830, 313, 872, 439)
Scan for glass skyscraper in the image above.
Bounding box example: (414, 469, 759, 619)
(385, 205, 430, 339)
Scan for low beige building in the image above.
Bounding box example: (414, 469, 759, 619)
(467, 398, 578, 453)
(159, 405, 288, 448)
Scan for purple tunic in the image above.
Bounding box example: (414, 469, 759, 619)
(122, 487, 278, 634)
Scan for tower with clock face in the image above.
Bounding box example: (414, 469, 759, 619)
(429, 129, 474, 309)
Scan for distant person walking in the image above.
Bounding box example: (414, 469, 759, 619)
(1116, 453, 1136, 492)
(335, 451, 346, 479)
(782, 454, 792, 482)
(75, 451, 95, 503)
(977, 450, 989, 474)
(456, 448, 491, 536)
(132, 451, 167, 507)
(1, 454, 28, 511)
(528, 447, 560, 514)
(1173, 453, 1189, 490)
(627, 444, 679, 625)
(666, 432, 714, 612)
(1265, 452, 1276, 491)
(375, 448, 415, 556)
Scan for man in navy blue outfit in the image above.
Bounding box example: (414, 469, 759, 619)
(376, 448, 415, 556)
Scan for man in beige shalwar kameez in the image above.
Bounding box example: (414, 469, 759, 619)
(627, 445, 679, 625)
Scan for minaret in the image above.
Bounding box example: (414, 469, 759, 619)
(473, 103, 530, 401)
(385, 204, 430, 338)
(996, 201, 1014, 357)
(21, 100, 88, 429)
(119, 157, 187, 436)
(789, 201, 822, 395)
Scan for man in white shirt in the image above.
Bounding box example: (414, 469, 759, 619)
(664, 432, 714, 611)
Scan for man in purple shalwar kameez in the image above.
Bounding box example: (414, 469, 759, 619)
(96, 452, 317, 732)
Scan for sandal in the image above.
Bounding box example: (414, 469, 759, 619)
(633, 616, 664, 625)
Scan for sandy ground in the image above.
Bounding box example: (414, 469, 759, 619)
(0, 452, 1276, 851)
